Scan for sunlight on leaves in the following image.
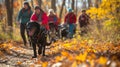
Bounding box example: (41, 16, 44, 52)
(42, 62, 48, 67)
(98, 56, 107, 65)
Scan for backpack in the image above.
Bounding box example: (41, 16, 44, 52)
(21, 8, 31, 14)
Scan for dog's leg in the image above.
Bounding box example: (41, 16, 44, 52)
(38, 44, 42, 55)
(32, 42, 37, 58)
(42, 44, 46, 56)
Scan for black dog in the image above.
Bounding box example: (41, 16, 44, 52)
(27, 22, 51, 58)
(58, 24, 69, 39)
(58, 24, 76, 39)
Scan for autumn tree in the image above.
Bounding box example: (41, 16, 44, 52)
(82, 0, 87, 9)
(0, 4, 2, 21)
(88, 0, 92, 8)
(51, 0, 56, 12)
(87, 0, 120, 42)
(59, 0, 66, 19)
(37, 0, 42, 8)
(95, 0, 102, 8)
(71, 0, 74, 10)
(31, 0, 34, 8)
(5, 0, 13, 27)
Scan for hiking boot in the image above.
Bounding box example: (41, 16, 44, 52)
(32, 56, 37, 58)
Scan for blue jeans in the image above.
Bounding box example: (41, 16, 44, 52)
(69, 23, 74, 38)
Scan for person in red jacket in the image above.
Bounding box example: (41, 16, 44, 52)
(48, 9, 59, 31)
(64, 8, 76, 38)
(30, 6, 49, 30)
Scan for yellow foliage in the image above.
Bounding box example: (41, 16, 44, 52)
(42, 62, 48, 67)
(68, 55, 74, 61)
(76, 52, 88, 62)
(61, 51, 69, 57)
(71, 61, 77, 67)
(98, 56, 107, 65)
(55, 56, 63, 62)
(63, 43, 72, 49)
(0, 32, 120, 66)
(87, 0, 120, 20)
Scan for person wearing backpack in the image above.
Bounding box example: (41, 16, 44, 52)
(78, 10, 90, 35)
(17, 1, 33, 46)
(48, 9, 59, 31)
(64, 8, 76, 39)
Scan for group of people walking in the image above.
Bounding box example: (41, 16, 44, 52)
(17, 2, 90, 46)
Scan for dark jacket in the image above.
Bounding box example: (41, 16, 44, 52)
(17, 8, 33, 24)
(79, 14, 90, 27)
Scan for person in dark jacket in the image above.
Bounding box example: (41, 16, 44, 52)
(17, 1, 33, 46)
(78, 10, 90, 35)
(64, 8, 76, 38)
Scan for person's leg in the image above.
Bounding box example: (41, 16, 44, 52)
(20, 23, 27, 46)
(69, 24, 74, 38)
(73, 24, 76, 35)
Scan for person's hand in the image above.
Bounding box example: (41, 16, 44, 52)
(16, 21, 20, 25)
(38, 22, 42, 25)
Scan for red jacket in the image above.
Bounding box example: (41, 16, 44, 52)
(30, 12, 49, 30)
(48, 15, 59, 25)
(64, 12, 76, 24)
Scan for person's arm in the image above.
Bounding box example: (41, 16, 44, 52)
(30, 10, 33, 17)
(42, 13, 48, 25)
(42, 13, 49, 30)
(30, 13, 38, 22)
(64, 14, 68, 24)
(85, 14, 90, 24)
(73, 14, 76, 23)
(78, 15, 82, 22)
(17, 9, 22, 22)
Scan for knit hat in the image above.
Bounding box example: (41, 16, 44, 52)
(23, 1, 29, 5)
(82, 9, 86, 12)
(68, 8, 72, 12)
(34, 6, 40, 10)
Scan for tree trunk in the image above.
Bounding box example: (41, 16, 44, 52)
(76, 0, 78, 16)
(5, 0, 13, 27)
(82, 0, 87, 9)
(31, 0, 34, 8)
(51, 0, 56, 12)
(68, 0, 70, 8)
(88, 0, 92, 8)
(59, 0, 66, 19)
(95, 0, 102, 8)
(37, 0, 42, 8)
(5, 0, 13, 38)
(71, 0, 74, 10)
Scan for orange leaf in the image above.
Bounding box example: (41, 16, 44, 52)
(61, 51, 69, 57)
(71, 61, 77, 67)
(17, 61, 22, 65)
(42, 62, 48, 67)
